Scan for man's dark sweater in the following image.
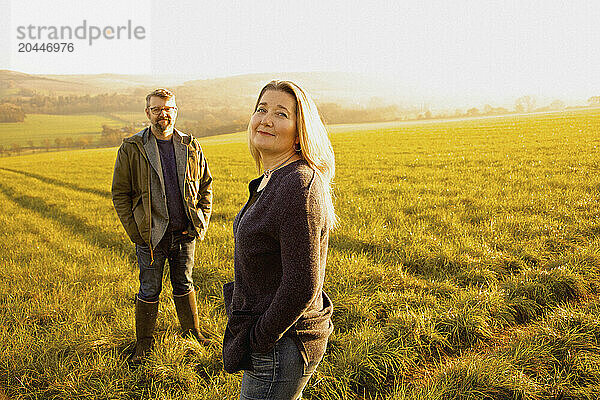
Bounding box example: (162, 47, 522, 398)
(222, 159, 333, 373)
(156, 137, 189, 232)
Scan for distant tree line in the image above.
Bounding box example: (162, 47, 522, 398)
(418, 96, 571, 120)
(7, 93, 140, 114)
(0, 134, 98, 156)
(99, 124, 140, 147)
(0, 103, 26, 122)
(318, 103, 418, 124)
(2, 90, 600, 155)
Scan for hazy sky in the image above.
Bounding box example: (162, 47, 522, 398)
(1, 0, 599, 104)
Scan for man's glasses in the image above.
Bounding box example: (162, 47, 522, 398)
(148, 106, 177, 115)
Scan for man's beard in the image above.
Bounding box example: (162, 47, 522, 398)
(153, 118, 172, 132)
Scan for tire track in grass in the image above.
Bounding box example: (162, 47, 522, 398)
(0, 180, 131, 258)
(0, 167, 111, 199)
(0, 188, 140, 400)
(0, 182, 136, 292)
(0, 194, 131, 280)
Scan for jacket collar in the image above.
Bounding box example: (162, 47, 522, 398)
(142, 129, 165, 192)
(124, 126, 192, 146)
(124, 127, 191, 195)
(173, 130, 188, 198)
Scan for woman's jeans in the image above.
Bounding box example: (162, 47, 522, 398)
(135, 231, 196, 303)
(240, 336, 321, 400)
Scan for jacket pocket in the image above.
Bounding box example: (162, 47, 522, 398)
(128, 196, 147, 244)
(132, 198, 146, 230)
(131, 195, 142, 211)
(185, 179, 199, 201)
(187, 149, 199, 181)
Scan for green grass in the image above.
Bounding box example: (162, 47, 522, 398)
(0, 108, 599, 399)
(0, 114, 123, 146)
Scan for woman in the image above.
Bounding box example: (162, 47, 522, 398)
(223, 80, 336, 400)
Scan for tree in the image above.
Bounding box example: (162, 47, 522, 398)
(515, 96, 536, 113)
(12, 143, 22, 155)
(76, 136, 91, 149)
(466, 107, 479, 117)
(64, 137, 74, 149)
(85, 135, 95, 148)
(100, 124, 128, 146)
(42, 138, 51, 152)
(588, 96, 600, 107)
(55, 137, 64, 149)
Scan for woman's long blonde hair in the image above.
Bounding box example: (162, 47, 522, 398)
(248, 80, 337, 228)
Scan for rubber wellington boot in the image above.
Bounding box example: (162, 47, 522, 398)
(130, 297, 159, 364)
(173, 290, 210, 345)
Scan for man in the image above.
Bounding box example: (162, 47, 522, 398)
(111, 88, 212, 363)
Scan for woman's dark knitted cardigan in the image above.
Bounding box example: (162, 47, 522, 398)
(222, 159, 333, 373)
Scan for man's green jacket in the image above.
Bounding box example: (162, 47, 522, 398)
(111, 127, 212, 248)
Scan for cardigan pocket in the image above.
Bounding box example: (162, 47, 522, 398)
(222, 281, 265, 373)
(223, 312, 261, 373)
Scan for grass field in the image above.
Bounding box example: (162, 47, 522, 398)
(0, 109, 599, 399)
(0, 114, 123, 147)
(108, 112, 146, 124)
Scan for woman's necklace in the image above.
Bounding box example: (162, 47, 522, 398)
(263, 154, 296, 179)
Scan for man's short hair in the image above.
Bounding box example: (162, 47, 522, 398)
(146, 88, 175, 108)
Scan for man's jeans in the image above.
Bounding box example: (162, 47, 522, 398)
(240, 336, 321, 400)
(136, 231, 196, 303)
